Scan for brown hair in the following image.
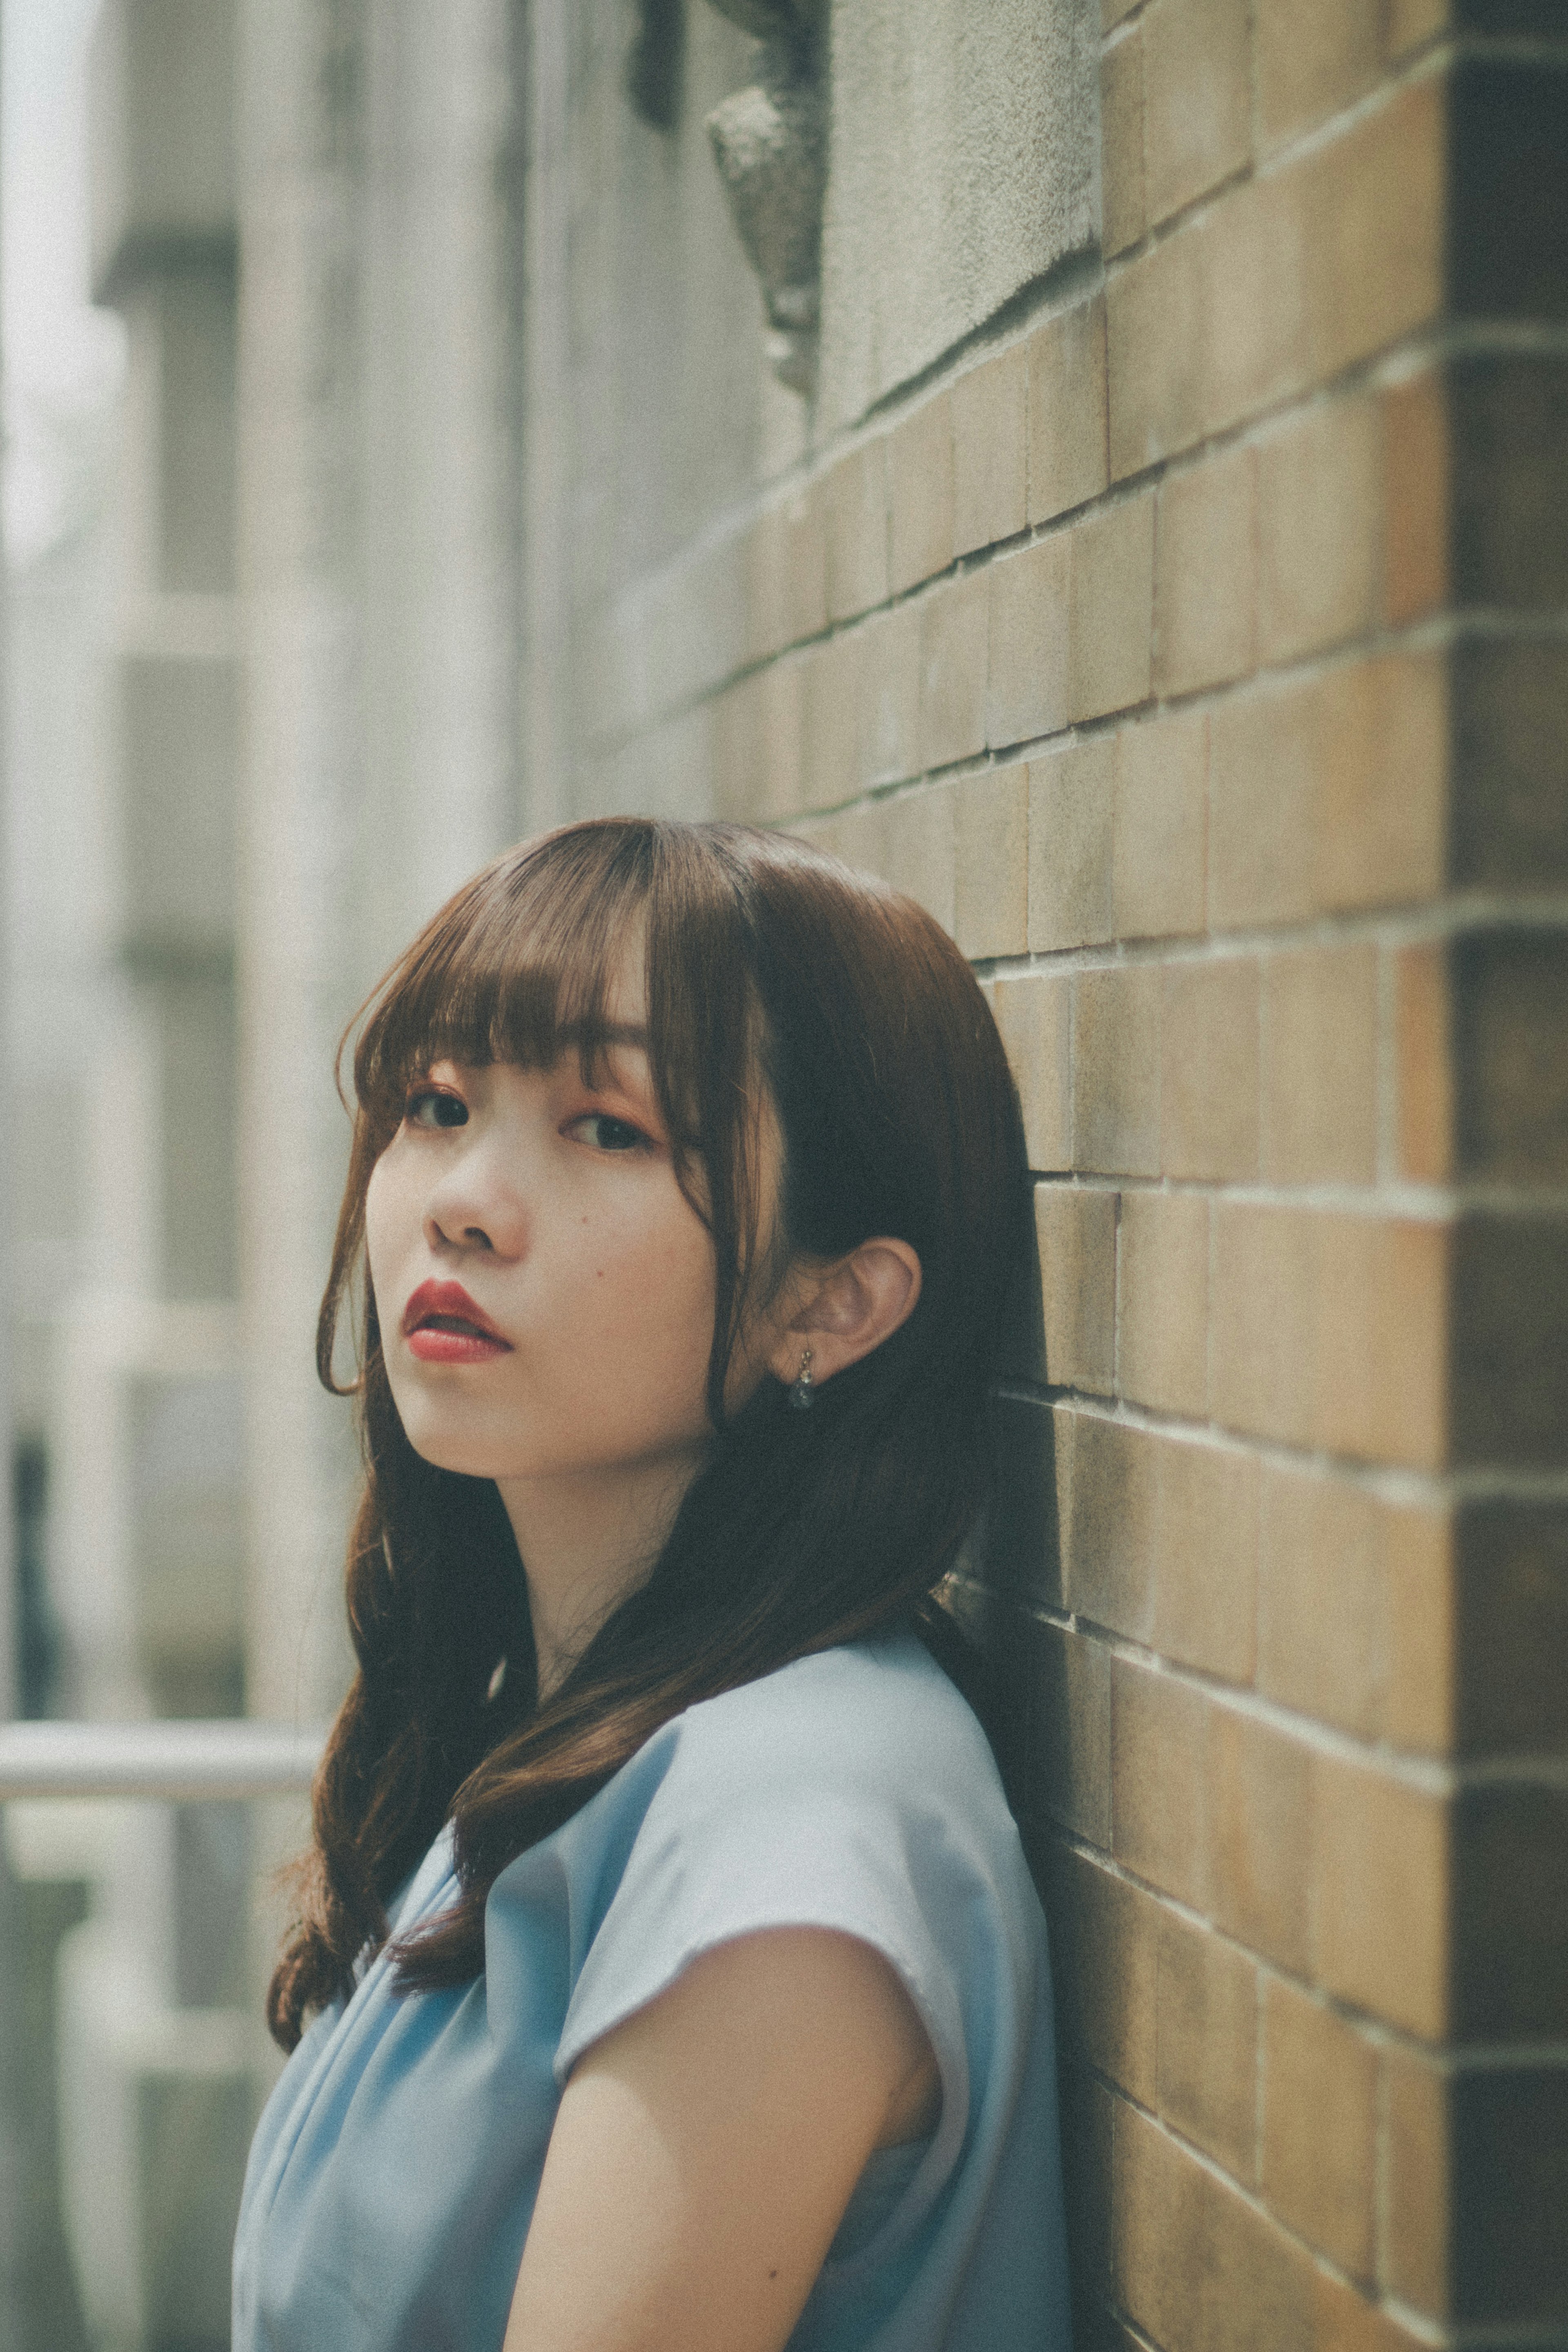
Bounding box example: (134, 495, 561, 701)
(267, 818, 1029, 2050)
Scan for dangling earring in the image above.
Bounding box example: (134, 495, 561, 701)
(788, 1346, 815, 1411)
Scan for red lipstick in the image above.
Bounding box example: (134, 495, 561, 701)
(401, 1279, 514, 1364)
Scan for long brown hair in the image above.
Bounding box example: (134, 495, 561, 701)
(267, 819, 1029, 2051)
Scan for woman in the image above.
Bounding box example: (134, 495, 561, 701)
(232, 818, 1069, 2351)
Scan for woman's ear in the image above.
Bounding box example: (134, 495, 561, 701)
(766, 1239, 922, 1391)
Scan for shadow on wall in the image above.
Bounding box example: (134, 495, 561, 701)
(949, 1222, 1113, 2336)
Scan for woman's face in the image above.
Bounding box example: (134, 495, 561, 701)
(365, 953, 753, 1494)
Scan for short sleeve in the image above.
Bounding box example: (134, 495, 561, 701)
(548, 1639, 1039, 2209)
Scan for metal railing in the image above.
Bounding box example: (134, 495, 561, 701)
(0, 1719, 325, 1800)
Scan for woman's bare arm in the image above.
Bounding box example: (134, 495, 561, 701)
(504, 1926, 940, 2352)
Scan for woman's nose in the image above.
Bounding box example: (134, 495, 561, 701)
(423, 1144, 527, 1259)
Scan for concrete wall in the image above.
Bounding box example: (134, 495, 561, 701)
(535, 0, 1568, 2342)
(818, 0, 1098, 432)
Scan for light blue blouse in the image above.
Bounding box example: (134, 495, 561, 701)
(232, 1634, 1071, 2350)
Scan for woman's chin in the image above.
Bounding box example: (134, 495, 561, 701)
(396, 1411, 509, 1481)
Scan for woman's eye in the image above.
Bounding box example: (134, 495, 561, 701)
(566, 1112, 647, 1154)
(406, 1088, 468, 1130)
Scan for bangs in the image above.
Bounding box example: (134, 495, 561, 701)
(353, 824, 684, 1135)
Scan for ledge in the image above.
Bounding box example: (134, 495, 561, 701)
(0, 1718, 325, 1801)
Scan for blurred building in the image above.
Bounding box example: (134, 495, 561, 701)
(6, 0, 1568, 2347)
(6, 4, 248, 2341)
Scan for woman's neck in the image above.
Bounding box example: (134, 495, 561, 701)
(496, 1449, 708, 1701)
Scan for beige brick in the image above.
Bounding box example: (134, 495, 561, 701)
(1036, 1184, 1117, 1394)
(882, 780, 955, 935)
(1312, 1214, 1449, 1467)
(746, 503, 789, 664)
(1209, 1203, 1449, 1466)
(951, 345, 1028, 558)
(1105, 2107, 1203, 2352)
(1062, 1411, 1158, 1642)
(1208, 1703, 1314, 1973)
(1314, 2271, 1435, 2352)
(1027, 735, 1115, 952)
(1383, 0, 1448, 57)
(1114, 2094, 1316, 2352)
(1392, 941, 1454, 1182)
(711, 671, 763, 822)
(1028, 293, 1110, 524)
(1384, 372, 1450, 626)
(1032, 1618, 1113, 1846)
(1107, 216, 1208, 480)
(1261, 942, 1379, 1184)
(1157, 1908, 1258, 2178)
(1201, 165, 1313, 442)
(1312, 1754, 1449, 2036)
(1314, 657, 1448, 911)
(781, 479, 829, 646)
(1108, 2103, 1207, 2352)
(831, 799, 890, 887)
(1208, 654, 1447, 930)
(1258, 395, 1382, 664)
(920, 572, 990, 770)
(1143, 0, 1252, 228)
(953, 762, 1028, 956)
(1261, 1975, 1378, 2278)
(1113, 710, 1208, 942)
(1302, 77, 1445, 381)
(800, 627, 864, 809)
(1100, 27, 1147, 261)
(986, 533, 1071, 750)
(1203, 2189, 1316, 2352)
(1071, 495, 1156, 722)
(1255, 0, 1381, 150)
(1044, 1844, 1158, 2105)
(1074, 965, 1162, 1176)
(1384, 1501, 1454, 1754)
(1109, 155, 1314, 467)
(1154, 442, 1258, 695)
(1154, 1436, 1258, 1683)
(1381, 2048, 1450, 2312)
(991, 971, 1072, 1168)
(825, 437, 889, 624)
(1160, 957, 1261, 1182)
(1112, 1658, 1211, 1908)
(1118, 1189, 1209, 1419)
(755, 654, 804, 819)
(1257, 1466, 1390, 1742)
(887, 392, 955, 596)
(856, 603, 919, 795)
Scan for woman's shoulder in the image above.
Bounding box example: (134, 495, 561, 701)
(648, 1630, 1011, 1840)
(540, 1629, 1041, 2089)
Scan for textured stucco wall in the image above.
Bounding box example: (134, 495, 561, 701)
(817, 0, 1098, 430)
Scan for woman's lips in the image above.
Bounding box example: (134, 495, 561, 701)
(401, 1278, 513, 1364)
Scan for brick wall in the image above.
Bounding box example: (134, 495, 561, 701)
(550, 1, 1568, 2341)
